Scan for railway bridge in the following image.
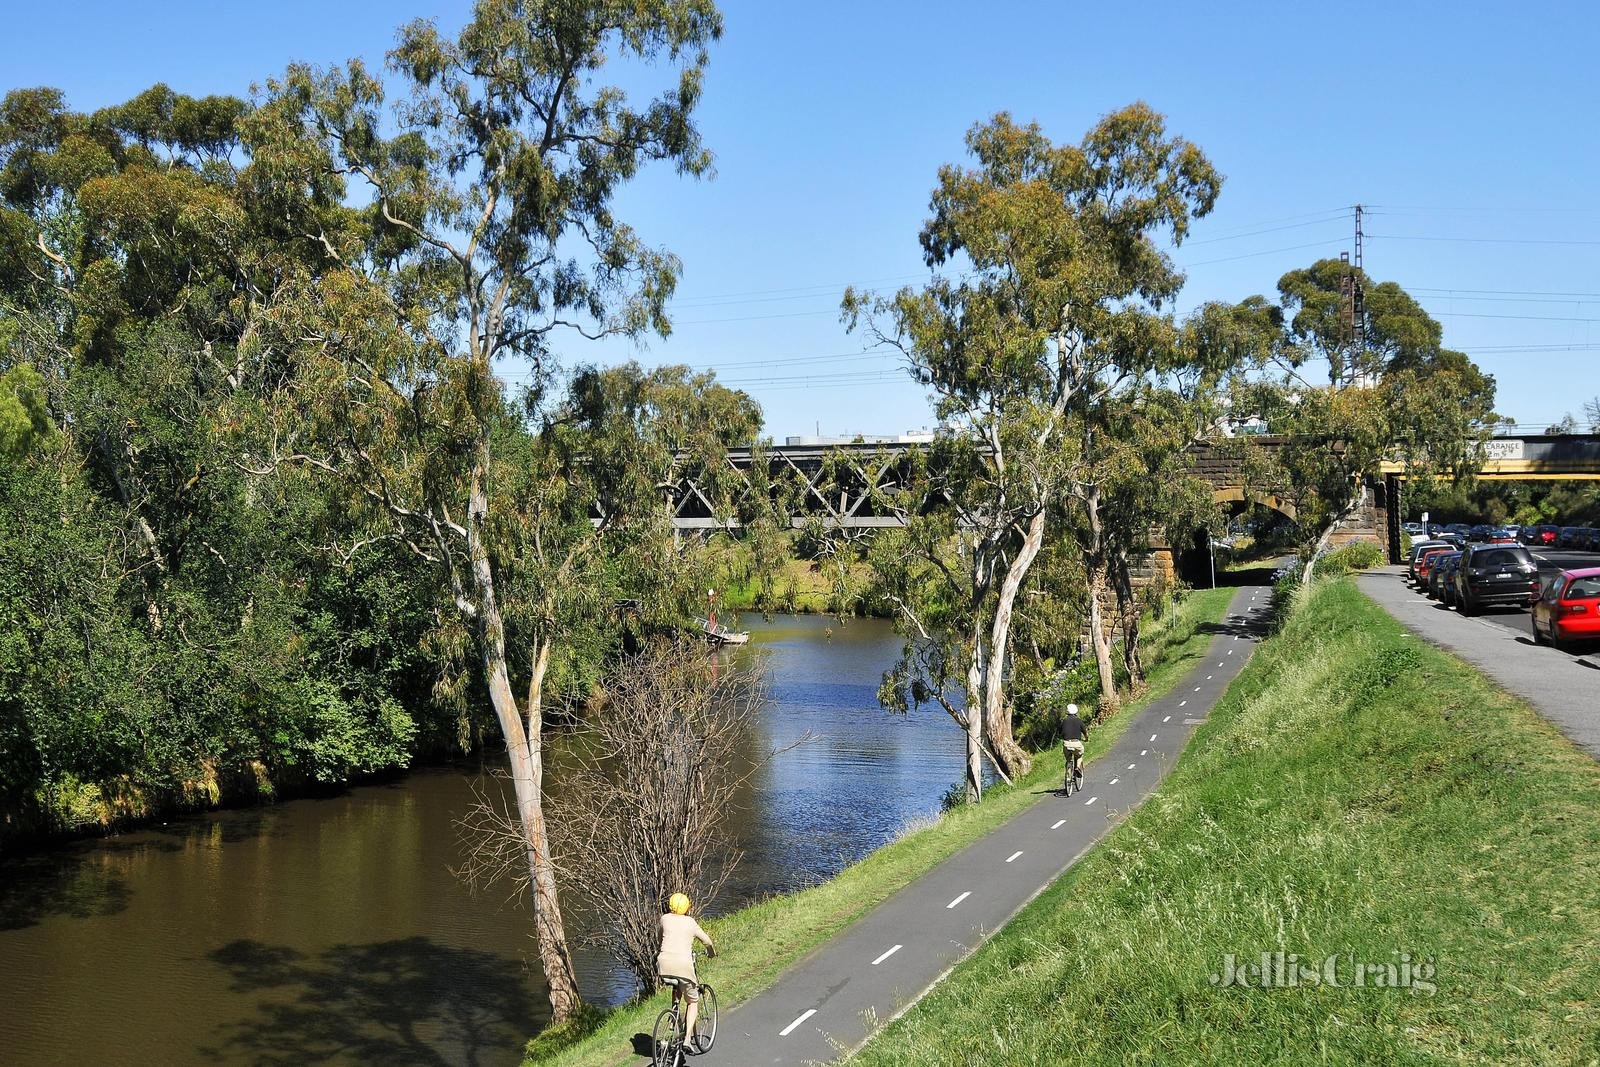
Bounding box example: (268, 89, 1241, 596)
(665, 433, 1600, 566)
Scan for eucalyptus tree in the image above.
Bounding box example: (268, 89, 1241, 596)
(845, 104, 1225, 770)
(1237, 261, 1498, 572)
(237, 0, 725, 1021)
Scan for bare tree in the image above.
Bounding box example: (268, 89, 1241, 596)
(458, 637, 771, 995)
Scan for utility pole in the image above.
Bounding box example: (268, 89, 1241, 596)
(1352, 203, 1367, 386)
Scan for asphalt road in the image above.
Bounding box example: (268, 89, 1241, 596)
(1356, 565, 1600, 761)
(680, 581, 1271, 1067)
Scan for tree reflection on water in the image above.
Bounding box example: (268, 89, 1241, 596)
(204, 936, 538, 1066)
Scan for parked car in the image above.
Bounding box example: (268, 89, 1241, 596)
(1452, 544, 1540, 615)
(1576, 527, 1600, 551)
(1558, 526, 1587, 550)
(1466, 524, 1495, 543)
(1428, 552, 1462, 602)
(1504, 524, 1522, 541)
(1486, 528, 1519, 544)
(1531, 568, 1600, 649)
(1415, 546, 1456, 588)
(1437, 553, 1467, 608)
(1526, 524, 1560, 547)
(1408, 540, 1453, 584)
(1446, 523, 1471, 538)
(1402, 522, 1424, 536)
(1407, 539, 1452, 583)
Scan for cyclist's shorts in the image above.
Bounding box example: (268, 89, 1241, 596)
(1063, 740, 1085, 755)
(658, 962, 699, 1000)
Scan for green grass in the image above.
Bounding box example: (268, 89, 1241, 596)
(526, 587, 1237, 1066)
(849, 579, 1600, 1066)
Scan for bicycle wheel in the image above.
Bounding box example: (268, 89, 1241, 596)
(651, 1007, 679, 1067)
(691, 985, 718, 1053)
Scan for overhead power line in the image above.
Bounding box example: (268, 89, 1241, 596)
(1184, 213, 1351, 246)
(1179, 239, 1346, 268)
(1414, 286, 1600, 297)
(1370, 233, 1600, 247)
(1434, 310, 1600, 323)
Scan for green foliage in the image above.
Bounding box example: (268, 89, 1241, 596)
(0, 362, 52, 456)
(0, 77, 464, 840)
(1267, 569, 1302, 634)
(1318, 540, 1386, 575)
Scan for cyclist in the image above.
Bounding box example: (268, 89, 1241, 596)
(658, 893, 715, 1050)
(1061, 702, 1088, 792)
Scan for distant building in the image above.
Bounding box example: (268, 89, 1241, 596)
(1223, 416, 1270, 437)
(783, 428, 939, 447)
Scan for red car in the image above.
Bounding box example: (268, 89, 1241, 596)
(1415, 546, 1455, 587)
(1531, 567, 1600, 650)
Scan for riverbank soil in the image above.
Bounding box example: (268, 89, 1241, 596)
(528, 587, 1238, 1066)
(848, 579, 1600, 1066)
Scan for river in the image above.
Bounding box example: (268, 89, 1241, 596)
(0, 614, 977, 1066)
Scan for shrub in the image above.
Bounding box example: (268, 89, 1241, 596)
(1268, 570, 1303, 634)
(1319, 540, 1386, 575)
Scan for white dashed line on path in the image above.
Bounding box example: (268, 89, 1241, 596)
(871, 945, 902, 966)
(1085, 796, 1099, 806)
(1163, 715, 1171, 722)
(1150, 733, 1158, 741)
(780, 1009, 816, 1036)
(1109, 777, 1120, 785)
(1179, 700, 1187, 707)
(1006, 851, 1023, 863)
(946, 891, 971, 909)
(1127, 763, 1136, 769)
(1206, 675, 1213, 680)
(1194, 686, 1202, 692)
(1051, 819, 1066, 829)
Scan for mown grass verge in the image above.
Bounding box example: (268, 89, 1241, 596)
(849, 579, 1600, 1066)
(526, 586, 1237, 1065)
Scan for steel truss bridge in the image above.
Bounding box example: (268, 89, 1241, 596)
(667, 434, 1600, 565)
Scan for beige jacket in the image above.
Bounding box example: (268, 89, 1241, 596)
(657, 913, 712, 980)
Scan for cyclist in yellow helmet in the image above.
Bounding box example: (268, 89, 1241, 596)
(658, 892, 715, 1047)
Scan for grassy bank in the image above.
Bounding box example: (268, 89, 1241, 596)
(526, 586, 1237, 1065)
(850, 579, 1600, 1065)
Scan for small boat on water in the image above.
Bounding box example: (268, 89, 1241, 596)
(694, 616, 750, 645)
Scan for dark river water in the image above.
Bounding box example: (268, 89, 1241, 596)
(0, 614, 976, 1066)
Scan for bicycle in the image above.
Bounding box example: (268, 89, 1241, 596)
(651, 974, 718, 1066)
(1061, 746, 1083, 797)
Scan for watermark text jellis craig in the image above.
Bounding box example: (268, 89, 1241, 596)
(1210, 951, 1436, 995)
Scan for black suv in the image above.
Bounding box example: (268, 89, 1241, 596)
(1452, 544, 1539, 615)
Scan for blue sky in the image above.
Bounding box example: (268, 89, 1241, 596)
(7, 1, 1598, 437)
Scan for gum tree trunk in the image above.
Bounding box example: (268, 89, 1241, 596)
(467, 437, 580, 1022)
(983, 507, 1046, 778)
(1084, 486, 1119, 712)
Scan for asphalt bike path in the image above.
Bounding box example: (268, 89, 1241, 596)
(691, 580, 1270, 1066)
(1356, 566, 1600, 760)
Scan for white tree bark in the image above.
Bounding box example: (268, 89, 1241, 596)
(983, 506, 1046, 777)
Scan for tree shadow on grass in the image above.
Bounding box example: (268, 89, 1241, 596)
(203, 936, 541, 1066)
